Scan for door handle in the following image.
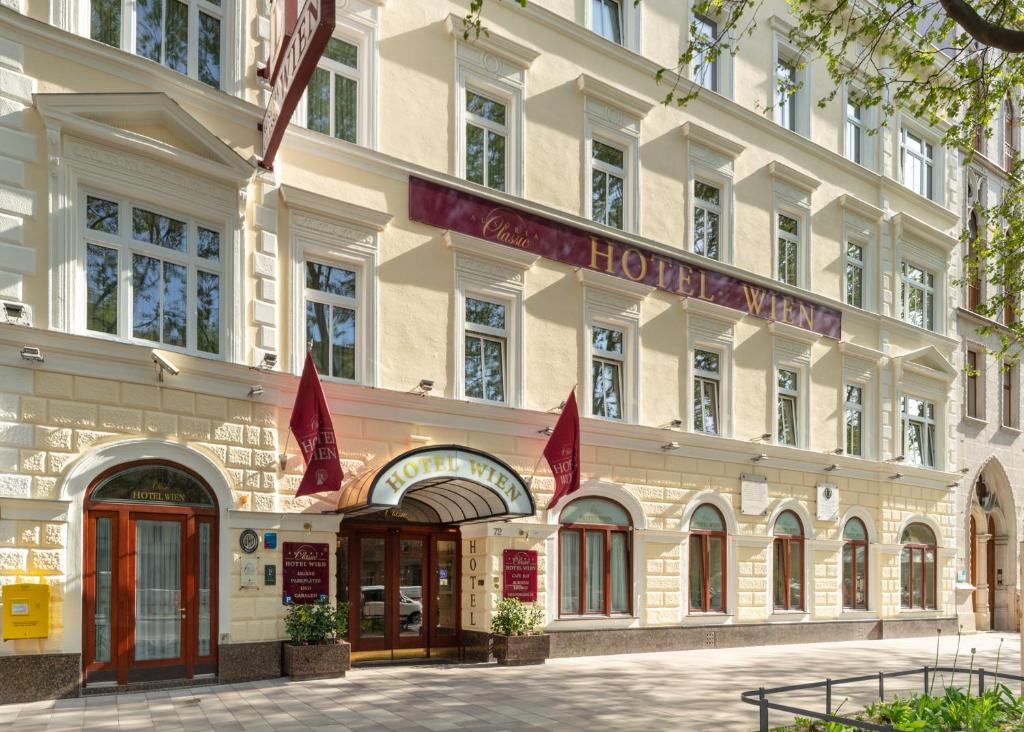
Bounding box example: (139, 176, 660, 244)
(180, 607, 186, 619)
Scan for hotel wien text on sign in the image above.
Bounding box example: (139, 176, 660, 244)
(408, 177, 842, 339)
(282, 542, 329, 605)
(502, 549, 538, 602)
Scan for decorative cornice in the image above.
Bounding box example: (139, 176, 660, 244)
(680, 296, 744, 324)
(768, 160, 821, 193)
(839, 340, 885, 363)
(770, 320, 821, 344)
(444, 13, 541, 68)
(839, 193, 884, 221)
(679, 121, 745, 159)
(279, 184, 392, 231)
(891, 212, 958, 252)
(576, 267, 652, 301)
(576, 73, 654, 120)
(444, 230, 540, 271)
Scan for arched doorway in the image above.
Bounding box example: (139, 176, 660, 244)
(334, 445, 534, 661)
(83, 461, 219, 686)
(967, 467, 1017, 631)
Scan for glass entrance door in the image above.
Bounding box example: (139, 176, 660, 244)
(132, 516, 185, 668)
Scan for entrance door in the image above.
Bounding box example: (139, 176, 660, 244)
(340, 525, 460, 661)
(83, 463, 218, 686)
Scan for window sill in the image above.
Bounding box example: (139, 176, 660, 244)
(839, 609, 875, 619)
(962, 415, 988, 428)
(897, 609, 941, 618)
(998, 424, 1022, 436)
(767, 611, 810, 622)
(555, 614, 636, 621)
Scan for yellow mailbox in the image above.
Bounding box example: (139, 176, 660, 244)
(2, 583, 49, 640)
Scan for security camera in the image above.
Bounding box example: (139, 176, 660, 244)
(152, 350, 180, 381)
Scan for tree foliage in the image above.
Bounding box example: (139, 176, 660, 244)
(465, 0, 1024, 359)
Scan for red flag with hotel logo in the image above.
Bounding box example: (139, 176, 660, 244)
(543, 389, 580, 509)
(289, 353, 343, 497)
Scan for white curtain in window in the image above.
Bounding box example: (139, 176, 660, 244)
(585, 532, 605, 612)
(560, 530, 580, 614)
(610, 532, 628, 613)
(135, 520, 181, 661)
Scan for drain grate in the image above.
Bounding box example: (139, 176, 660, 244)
(703, 631, 716, 649)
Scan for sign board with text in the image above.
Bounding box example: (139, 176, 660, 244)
(282, 542, 329, 604)
(502, 549, 538, 602)
(741, 474, 769, 516)
(816, 482, 839, 521)
(260, 0, 335, 169)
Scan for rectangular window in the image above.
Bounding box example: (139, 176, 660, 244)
(126, 0, 223, 88)
(591, 140, 625, 230)
(901, 395, 936, 468)
(305, 260, 357, 380)
(844, 384, 863, 457)
(1003, 360, 1017, 428)
(775, 58, 797, 131)
(306, 37, 359, 144)
(777, 213, 799, 286)
(966, 349, 980, 419)
(84, 194, 222, 355)
(900, 261, 935, 331)
(901, 128, 935, 199)
(692, 14, 718, 92)
(463, 296, 507, 404)
(693, 181, 721, 260)
(464, 90, 507, 192)
(845, 103, 863, 164)
(91, 0, 121, 47)
(693, 349, 721, 435)
(845, 242, 864, 308)
(591, 0, 623, 44)
(592, 325, 624, 420)
(777, 368, 799, 446)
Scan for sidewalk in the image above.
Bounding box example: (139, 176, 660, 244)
(1, 631, 1018, 731)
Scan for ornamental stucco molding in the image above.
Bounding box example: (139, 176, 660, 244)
(291, 212, 376, 249)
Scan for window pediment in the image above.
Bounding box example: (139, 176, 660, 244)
(895, 345, 957, 382)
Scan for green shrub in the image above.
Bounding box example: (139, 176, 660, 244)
(490, 597, 544, 636)
(284, 598, 349, 645)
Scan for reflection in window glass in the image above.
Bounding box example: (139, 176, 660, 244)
(87, 244, 119, 335)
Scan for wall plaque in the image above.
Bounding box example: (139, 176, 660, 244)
(502, 549, 538, 602)
(239, 528, 259, 554)
(241, 558, 259, 588)
(741, 474, 769, 516)
(816, 482, 839, 521)
(283, 542, 329, 604)
(265, 564, 277, 585)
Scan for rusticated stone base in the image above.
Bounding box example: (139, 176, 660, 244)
(0, 653, 80, 703)
(461, 630, 492, 662)
(218, 641, 283, 683)
(492, 634, 550, 666)
(282, 641, 350, 680)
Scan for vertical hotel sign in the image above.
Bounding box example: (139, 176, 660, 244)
(260, 0, 335, 169)
(408, 177, 842, 339)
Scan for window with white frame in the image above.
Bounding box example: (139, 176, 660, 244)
(901, 128, 935, 199)
(1002, 360, 1018, 429)
(845, 102, 864, 164)
(463, 90, 508, 192)
(900, 261, 935, 331)
(777, 368, 799, 446)
(776, 213, 800, 286)
(844, 384, 864, 457)
(591, 140, 626, 230)
(84, 193, 223, 355)
(90, 0, 223, 88)
(692, 14, 719, 92)
(693, 349, 721, 435)
(305, 261, 357, 381)
(775, 57, 798, 131)
(693, 181, 722, 259)
(305, 37, 359, 144)
(966, 348, 982, 420)
(901, 395, 936, 467)
(592, 325, 625, 420)
(463, 296, 508, 404)
(591, 0, 623, 43)
(845, 241, 864, 308)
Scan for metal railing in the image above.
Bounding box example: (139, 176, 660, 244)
(741, 665, 1024, 731)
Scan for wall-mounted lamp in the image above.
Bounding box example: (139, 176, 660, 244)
(303, 522, 313, 535)
(19, 346, 43, 363)
(752, 453, 768, 463)
(825, 464, 841, 472)
(752, 433, 772, 443)
(667, 419, 683, 429)
(832, 448, 845, 455)
(538, 427, 554, 436)
(248, 384, 265, 397)
(4, 302, 27, 324)
(251, 352, 277, 371)
(887, 455, 906, 463)
(415, 379, 434, 396)
(888, 472, 904, 481)
(661, 441, 680, 451)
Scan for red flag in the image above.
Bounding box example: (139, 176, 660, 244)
(543, 389, 580, 509)
(289, 353, 343, 497)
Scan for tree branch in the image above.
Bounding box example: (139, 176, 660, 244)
(936, 0, 1024, 52)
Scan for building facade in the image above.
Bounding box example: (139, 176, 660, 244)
(0, 0, 970, 702)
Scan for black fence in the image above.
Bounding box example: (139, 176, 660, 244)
(741, 665, 1024, 731)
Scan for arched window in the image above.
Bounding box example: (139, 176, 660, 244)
(559, 497, 631, 616)
(773, 510, 804, 611)
(688, 504, 726, 612)
(1005, 96, 1018, 170)
(901, 523, 937, 610)
(842, 518, 869, 610)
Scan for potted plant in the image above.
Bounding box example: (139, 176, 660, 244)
(282, 597, 351, 680)
(490, 597, 549, 666)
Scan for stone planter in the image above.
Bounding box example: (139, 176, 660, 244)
(491, 633, 550, 666)
(282, 640, 350, 680)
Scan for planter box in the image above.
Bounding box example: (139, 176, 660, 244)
(491, 633, 550, 666)
(282, 640, 350, 680)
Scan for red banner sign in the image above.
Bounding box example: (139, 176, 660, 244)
(502, 549, 539, 602)
(267, 0, 299, 86)
(282, 542, 330, 604)
(408, 177, 842, 339)
(260, 0, 335, 169)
